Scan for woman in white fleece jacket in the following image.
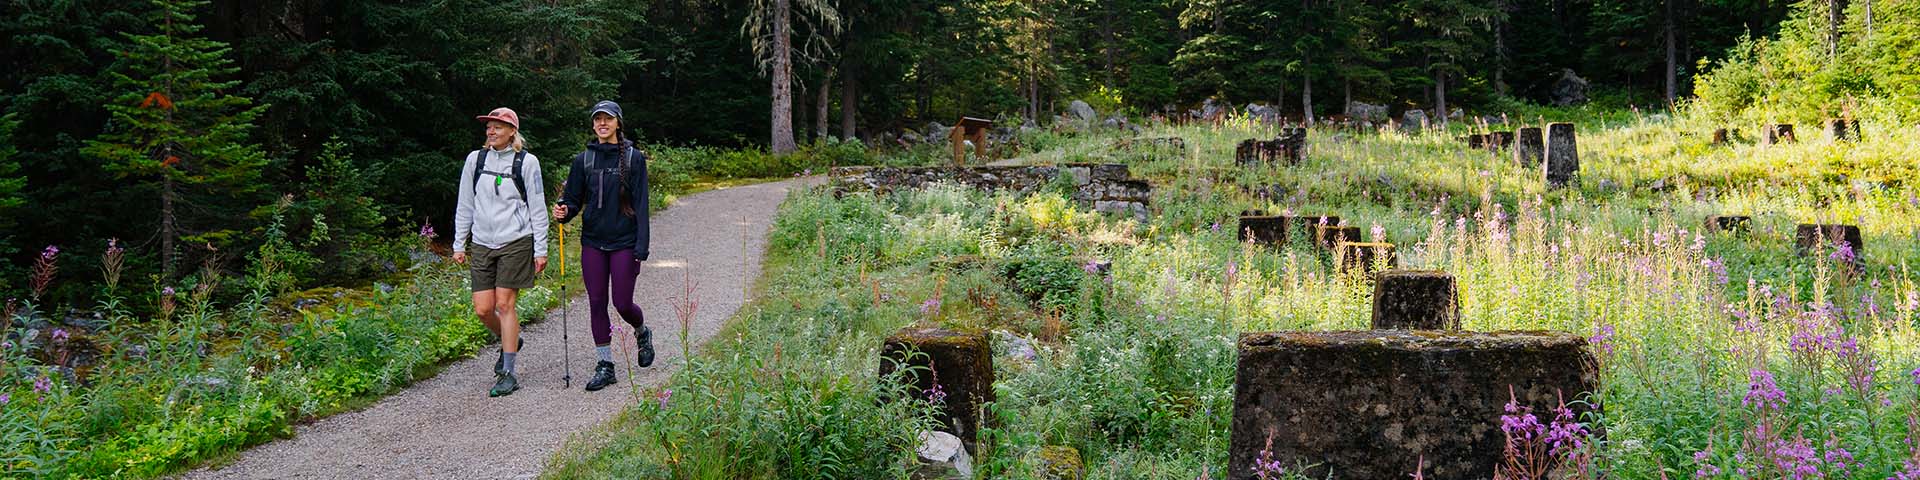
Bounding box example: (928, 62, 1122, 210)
(452, 107, 549, 398)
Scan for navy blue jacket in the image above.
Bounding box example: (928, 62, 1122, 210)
(556, 140, 650, 259)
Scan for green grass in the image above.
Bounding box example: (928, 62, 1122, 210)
(550, 110, 1920, 479)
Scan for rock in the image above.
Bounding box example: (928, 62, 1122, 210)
(1037, 446, 1085, 480)
(1401, 109, 1428, 128)
(1230, 330, 1601, 480)
(926, 122, 949, 141)
(1706, 215, 1751, 234)
(1103, 117, 1120, 129)
(1448, 108, 1464, 120)
(1347, 101, 1388, 122)
(995, 330, 1038, 363)
(1544, 123, 1579, 188)
(1371, 270, 1461, 330)
(880, 326, 996, 449)
(1069, 100, 1097, 123)
(913, 430, 974, 480)
(1551, 68, 1590, 106)
(1199, 98, 1224, 120)
(902, 131, 924, 144)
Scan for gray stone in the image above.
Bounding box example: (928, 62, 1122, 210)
(1066, 166, 1091, 185)
(1552, 69, 1590, 106)
(913, 430, 974, 480)
(1544, 123, 1579, 188)
(1346, 101, 1388, 122)
(1401, 109, 1428, 128)
(1230, 330, 1601, 480)
(1069, 100, 1097, 123)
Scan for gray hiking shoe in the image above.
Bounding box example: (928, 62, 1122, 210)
(489, 372, 520, 397)
(584, 361, 617, 391)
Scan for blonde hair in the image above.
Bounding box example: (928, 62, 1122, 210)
(482, 127, 529, 152)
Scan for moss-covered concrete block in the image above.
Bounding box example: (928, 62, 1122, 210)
(1705, 215, 1750, 234)
(1230, 330, 1601, 480)
(1315, 225, 1362, 250)
(1238, 215, 1340, 246)
(1370, 270, 1459, 330)
(1794, 224, 1864, 267)
(1037, 445, 1085, 480)
(1336, 242, 1396, 275)
(880, 326, 996, 451)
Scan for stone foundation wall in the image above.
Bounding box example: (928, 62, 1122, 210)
(831, 164, 1152, 221)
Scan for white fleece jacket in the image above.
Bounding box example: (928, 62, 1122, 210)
(453, 146, 549, 257)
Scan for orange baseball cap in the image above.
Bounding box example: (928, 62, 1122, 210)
(475, 107, 520, 129)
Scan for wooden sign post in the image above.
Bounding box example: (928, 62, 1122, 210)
(951, 116, 994, 166)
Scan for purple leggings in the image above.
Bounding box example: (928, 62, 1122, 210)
(581, 247, 645, 345)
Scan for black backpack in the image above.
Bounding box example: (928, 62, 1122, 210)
(470, 149, 530, 205)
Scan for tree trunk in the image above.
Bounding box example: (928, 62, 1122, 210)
(1435, 70, 1448, 127)
(1665, 0, 1677, 103)
(769, 0, 797, 154)
(1343, 78, 1352, 116)
(1865, 0, 1873, 38)
(161, 175, 177, 278)
(841, 68, 857, 140)
(1494, 0, 1508, 96)
(1302, 68, 1315, 125)
(816, 70, 831, 140)
(1828, 0, 1845, 58)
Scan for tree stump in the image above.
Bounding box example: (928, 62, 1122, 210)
(1335, 242, 1396, 275)
(1763, 123, 1796, 145)
(1514, 127, 1544, 168)
(1314, 225, 1362, 250)
(1705, 215, 1751, 234)
(1544, 123, 1579, 188)
(880, 326, 995, 451)
(1711, 128, 1730, 145)
(1466, 134, 1486, 149)
(1371, 270, 1460, 330)
(1231, 330, 1601, 480)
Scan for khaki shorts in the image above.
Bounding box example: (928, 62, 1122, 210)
(469, 236, 535, 292)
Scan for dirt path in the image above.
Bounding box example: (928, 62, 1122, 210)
(182, 177, 819, 480)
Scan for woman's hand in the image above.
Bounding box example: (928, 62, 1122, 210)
(453, 252, 467, 264)
(534, 256, 548, 274)
(551, 204, 568, 219)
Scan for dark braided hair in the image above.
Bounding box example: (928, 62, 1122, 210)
(616, 122, 636, 218)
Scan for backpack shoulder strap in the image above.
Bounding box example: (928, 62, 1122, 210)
(469, 150, 486, 194)
(511, 150, 530, 205)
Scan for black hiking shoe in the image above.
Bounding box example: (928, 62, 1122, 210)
(584, 361, 618, 391)
(489, 372, 520, 397)
(636, 326, 655, 368)
(493, 338, 525, 375)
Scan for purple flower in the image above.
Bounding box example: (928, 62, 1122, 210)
(34, 375, 52, 394)
(1744, 369, 1786, 411)
(41, 245, 59, 260)
(927, 381, 948, 405)
(1589, 324, 1615, 356)
(920, 298, 941, 315)
(1910, 366, 1920, 386)
(0, 392, 8, 406)
(1694, 450, 1721, 478)
(1209, 222, 1220, 233)
(655, 387, 672, 409)
(418, 223, 437, 239)
(1829, 241, 1856, 263)
(1082, 259, 1103, 275)
(162, 286, 176, 296)
(1371, 224, 1386, 242)
(51, 328, 68, 342)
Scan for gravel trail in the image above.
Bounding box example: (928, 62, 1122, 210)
(181, 177, 818, 480)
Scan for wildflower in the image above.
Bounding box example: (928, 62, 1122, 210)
(1822, 439, 1853, 473)
(1082, 259, 1102, 275)
(655, 387, 672, 409)
(1589, 324, 1615, 357)
(51, 328, 68, 343)
(41, 245, 58, 260)
(927, 381, 947, 405)
(1694, 450, 1722, 478)
(163, 286, 176, 296)
(418, 222, 438, 240)
(1744, 369, 1786, 411)
(919, 298, 941, 315)
(1829, 241, 1856, 264)
(0, 392, 8, 406)
(1254, 430, 1288, 479)
(1910, 366, 1919, 386)
(1371, 223, 1386, 242)
(34, 375, 52, 394)
(1210, 222, 1220, 233)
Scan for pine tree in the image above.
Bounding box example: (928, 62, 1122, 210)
(83, 0, 267, 277)
(0, 114, 22, 259)
(745, 0, 842, 154)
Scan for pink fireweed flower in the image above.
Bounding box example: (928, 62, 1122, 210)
(0, 392, 8, 406)
(919, 298, 941, 315)
(40, 245, 58, 260)
(34, 375, 52, 394)
(1371, 223, 1386, 242)
(51, 328, 68, 343)
(1589, 324, 1615, 357)
(1082, 259, 1103, 275)
(418, 222, 437, 240)
(655, 387, 672, 409)
(1744, 369, 1786, 411)
(1828, 241, 1856, 264)
(1694, 450, 1722, 478)
(926, 381, 947, 405)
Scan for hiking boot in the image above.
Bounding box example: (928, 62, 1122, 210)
(489, 372, 520, 397)
(494, 338, 525, 375)
(636, 326, 655, 368)
(584, 360, 618, 391)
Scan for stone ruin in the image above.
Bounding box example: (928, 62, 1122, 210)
(1795, 224, 1864, 265)
(1762, 123, 1797, 145)
(1335, 241, 1396, 275)
(1230, 330, 1601, 480)
(1514, 127, 1544, 168)
(1706, 215, 1751, 234)
(830, 164, 1152, 222)
(1235, 128, 1308, 166)
(1371, 270, 1461, 330)
(1544, 123, 1579, 188)
(880, 326, 995, 452)
(1238, 214, 1340, 246)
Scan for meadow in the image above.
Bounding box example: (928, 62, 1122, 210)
(547, 110, 1920, 479)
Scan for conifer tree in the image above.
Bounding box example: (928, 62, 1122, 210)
(83, 0, 267, 277)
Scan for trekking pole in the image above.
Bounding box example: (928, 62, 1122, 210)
(558, 194, 573, 389)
